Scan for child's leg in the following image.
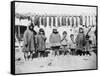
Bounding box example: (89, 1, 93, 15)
(57, 50, 59, 56)
(52, 49, 55, 56)
(24, 52, 27, 60)
(70, 48, 73, 55)
(55, 50, 57, 56)
(63, 46, 65, 55)
(73, 49, 76, 55)
(54, 49, 57, 56)
(40, 51, 45, 57)
(53, 51, 55, 56)
(40, 51, 43, 57)
(27, 51, 30, 60)
(51, 47, 55, 56)
(62, 45, 65, 55)
(42, 51, 45, 57)
(55, 48, 59, 56)
(71, 49, 73, 55)
(72, 49, 75, 55)
(64, 45, 68, 55)
(38, 51, 41, 57)
(30, 51, 33, 59)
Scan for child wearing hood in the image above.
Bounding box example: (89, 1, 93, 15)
(23, 23, 36, 60)
(61, 31, 69, 55)
(49, 28, 61, 56)
(36, 28, 47, 57)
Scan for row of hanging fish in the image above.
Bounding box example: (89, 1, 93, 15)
(15, 14, 97, 28)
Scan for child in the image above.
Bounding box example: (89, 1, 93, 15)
(85, 35, 91, 56)
(49, 28, 61, 56)
(36, 28, 47, 57)
(61, 31, 68, 55)
(69, 34, 76, 55)
(75, 27, 86, 56)
(23, 23, 36, 60)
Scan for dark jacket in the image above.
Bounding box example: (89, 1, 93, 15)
(36, 34, 46, 51)
(23, 28, 35, 52)
(76, 32, 86, 50)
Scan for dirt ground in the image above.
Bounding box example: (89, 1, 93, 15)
(15, 52, 97, 74)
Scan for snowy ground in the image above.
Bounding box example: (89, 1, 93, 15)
(15, 52, 97, 74)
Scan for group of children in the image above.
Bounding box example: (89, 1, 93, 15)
(22, 23, 95, 60)
(23, 23, 47, 60)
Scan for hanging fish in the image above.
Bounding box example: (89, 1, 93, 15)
(44, 16, 47, 27)
(88, 16, 91, 27)
(57, 17, 60, 27)
(45, 16, 47, 27)
(34, 15, 39, 27)
(79, 15, 83, 25)
(63, 16, 66, 26)
(49, 16, 51, 27)
(85, 16, 87, 28)
(53, 16, 55, 27)
(43, 16, 45, 26)
(61, 16, 63, 26)
(41, 16, 44, 25)
(68, 16, 70, 26)
(72, 16, 74, 27)
(76, 16, 78, 27)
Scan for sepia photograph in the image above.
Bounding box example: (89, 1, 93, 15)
(11, 1, 98, 74)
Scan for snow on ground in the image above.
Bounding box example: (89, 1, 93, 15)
(15, 52, 97, 74)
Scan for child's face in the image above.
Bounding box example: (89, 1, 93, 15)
(70, 35, 74, 40)
(79, 28, 83, 33)
(63, 33, 67, 37)
(40, 32, 43, 35)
